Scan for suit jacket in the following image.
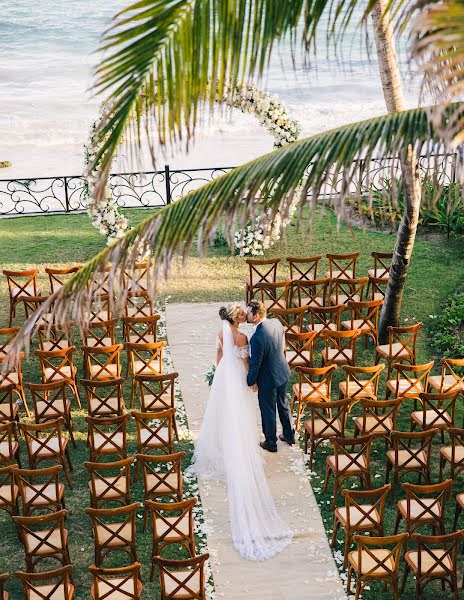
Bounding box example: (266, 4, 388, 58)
(247, 318, 290, 390)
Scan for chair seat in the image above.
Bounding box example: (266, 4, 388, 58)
(322, 348, 353, 364)
(44, 366, 75, 381)
(157, 514, 190, 539)
(147, 473, 180, 495)
(0, 404, 18, 421)
(375, 343, 411, 360)
(24, 527, 68, 555)
(141, 427, 170, 447)
(30, 583, 74, 600)
(89, 397, 121, 416)
(293, 383, 329, 401)
(405, 549, 452, 575)
(327, 453, 367, 474)
(335, 505, 380, 529)
(326, 270, 353, 280)
(35, 400, 70, 419)
(456, 493, 464, 509)
(304, 418, 341, 438)
(368, 268, 388, 280)
(428, 374, 464, 392)
(89, 477, 127, 499)
(397, 498, 442, 520)
(440, 445, 464, 463)
(133, 361, 161, 377)
(339, 381, 376, 399)
(141, 394, 172, 411)
(164, 570, 201, 596)
(386, 379, 424, 397)
(41, 340, 71, 352)
(127, 334, 156, 345)
(92, 433, 124, 454)
(24, 483, 64, 506)
(95, 522, 132, 547)
(0, 441, 19, 460)
(89, 364, 119, 380)
(330, 294, 361, 305)
(411, 410, 451, 428)
(354, 416, 393, 435)
(0, 483, 18, 505)
(31, 437, 67, 458)
(286, 350, 312, 367)
(91, 578, 141, 599)
(12, 286, 38, 298)
(372, 292, 384, 301)
(348, 548, 394, 576)
(386, 449, 427, 469)
(341, 319, 374, 333)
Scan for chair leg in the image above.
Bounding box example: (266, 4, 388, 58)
(330, 518, 339, 547)
(394, 512, 401, 534)
(453, 502, 462, 530)
(401, 564, 410, 593)
(415, 580, 421, 600)
(72, 382, 82, 410)
(323, 462, 330, 493)
(354, 580, 362, 600)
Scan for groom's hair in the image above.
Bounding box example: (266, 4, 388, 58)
(247, 300, 267, 319)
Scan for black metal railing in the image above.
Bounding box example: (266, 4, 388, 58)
(0, 154, 458, 217)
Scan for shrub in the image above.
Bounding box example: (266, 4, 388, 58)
(429, 289, 464, 357)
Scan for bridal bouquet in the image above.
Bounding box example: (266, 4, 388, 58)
(204, 363, 216, 386)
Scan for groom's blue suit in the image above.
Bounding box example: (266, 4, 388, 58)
(247, 318, 294, 449)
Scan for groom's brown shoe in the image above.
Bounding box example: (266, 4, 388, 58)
(260, 441, 277, 453)
(279, 434, 295, 446)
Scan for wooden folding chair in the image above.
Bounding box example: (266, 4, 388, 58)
(125, 291, 155, 319)
(35, 346, 81, 409)
(320, 329, 362, 367)
(306, 304, 343, 336)
(26, 381, 75, 446)
(339, 364, 384, 406)
(245, 258, 280, 302)
(270, 307, 308, 334)
(402, 531, 464, 598)
(19, 418, 73, 488)
(137, 373, 179, 438)
(16, 565, 74, 600)
(329, 277, 368, 306)
(146, 498, 196, 580)
(386, 429, 438, 498)
(126, 341, 167, 406)
(0, 573, 7, 599)
(303, 396, 350, 469)
(136, 452, 185, 530)
(0, 464, 19, 518)
(440, 427, 464, 481)
(285, 331, 318, 371)
(332, 484, 391, 569)
(375, 323, 422, 379)
(325, 252, 359, 280)
(84, 344, 123, 383)
(386, 361, 434, 407)
(89, 562, 142, 600)
(0, 383, 18, 424)
(81, 377, 126, 418)
(292, 364, 336, 431)
(86, 414, 129, 463)
(0, 422, 20, 467)
(324, 434, 373, 508)
(38, 321, 74, 352)
(0, 327, 19, 359)
(14, 465, 65, 516)
(252, 281, 291, 312)
(13, 509, 70, 572)
(133, 409, 176, 457)
(394, 479, 453, 536)
(369, 252, 392, 280)
(428, 357, 464, 395)
(45, 266, 81, 294)
(367, 274, 388, 301)
(341, 299, 383, 346)
(85, 457, 134, 509)
(155, 554, 209, 600)
(287, 256, 321, 281)
(0, 354, 28, 416)
(347, 533, 408, 600)
(86, 501, 140, 566)
(123, 314, 160, 345)
(290, 278, 329, 309)
(411, 390, 459, 442)
(3, 269, 40, 326)
(354, 398, 402, 446)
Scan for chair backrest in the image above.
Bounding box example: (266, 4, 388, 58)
(86, 501, 140, 551)
(13, 465, 63, 514)
(26, 381, 70, 423)
(86, 414, 129, 458)
(86, 294, 112, 323)
(126, 341, 166, 377)
(386, 323, 422, 359)
(439, 358, 464, 392)
(34, 347, 76, 384)
(0, 327, 19, 359)
(19, 418, 67, 462)
(84, 344, 123, 381)
(253, 281, 291, 311)
(133, 409, 176, 455)
(125, 291, 155, 319)
(410, 531, 464, 578)
(246, 258, 279, 286)
(305, 396, 350, 438)
(346, 299, 383, 331)
(123, 314, 160, 344)
(0, 463, 18, 511)
(326, 252, 359, 279)
(85, 457, 134, 508)
(330, 434, 373, 475)
(285, 331, 318, 369)
(3, 269, 39, 299)
(371, 252, 393, 278)
(0, 421, 17, 465)
(308, 304, 342, 330)
(37, 322, 73, 352)
(402, 479, 454, 524)
(417, 390, 459, 428)
(16, 565, 74, 600)
(82, 319, 116, 348)
(341, 364, 384, 403)
(342, 483, 391, 529)
(81, 377, 125, 417)
(290, 278, 329, 308)
(88, 265, 113, 297)
(89, 562, 142, 600)
(352, 533, 408, 578)
(368, 275, 388, 300)
(0, 383, 16, 423)
(356, 398, 402, 436)
(137, 373, 177, 412)
(287, 256, 321, 281)
(45, 266, 81, 294)
(390, 428, 438, 470)
(136, 452, 185, 500)
(147, 498, 196, 551)
(295, 365, 337, 402)
(329, 277, 368, 304)
(124, 261, 151, 295)
(321, 329, 362, 363)
(269, 307, 308, 334)
(13, 509, 68, 557)
(156, 554, 209, 600)
(391, 361, 434, 395)
(446, 427, 464, 467)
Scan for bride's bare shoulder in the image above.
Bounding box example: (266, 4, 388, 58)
(236, 331, 248, 347)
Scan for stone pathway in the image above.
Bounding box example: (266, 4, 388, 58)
(166, 302, 346, 600)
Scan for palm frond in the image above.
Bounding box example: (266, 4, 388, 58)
(6, 103, 463, 364)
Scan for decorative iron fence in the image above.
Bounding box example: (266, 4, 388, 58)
(0, 154, 458, 217)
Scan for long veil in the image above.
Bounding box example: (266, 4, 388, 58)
(189, 321, 292, 561)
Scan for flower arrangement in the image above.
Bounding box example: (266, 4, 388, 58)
(204, 363, 216, 386)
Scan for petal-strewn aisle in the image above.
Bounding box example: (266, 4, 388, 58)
(166, 302, 346, 600)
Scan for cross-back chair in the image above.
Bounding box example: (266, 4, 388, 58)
(428, 357, 464, 396)
(367, 275, 388, 302)
(0, 327, 19, 359)
(14, 465, 65, 516)
(339, 364, 384, 407)
(368, 252, 392, 280)
(440, 427, 464, 481)
(341, 299, 383, 346)
(347, 533, 408, 600)
(3, 269, 40, 326)
(325, 252, 359, 280)
(0, 422, 20, 466)
(329, 277, 368, 306)
(285, 331, 318, 371)
(83, 343, 123, 383)
(123, 314, 160, 345)
(26, 381, 75, 446)
(126, 341, 167, 406)
(133, 409, 176, 458)
(125, 291, 155, 319)
(13, 509, 70, 572)
(0, 383, 18, 424)
(292, 364, 336, 431)
(89, 562, 142, 600)
(411, 390, 459, 442)
(306, 304, 343, 336)
(85, 294, 113, 324)
(19, 418, 73, 488)
(354, 398, 402, 447)
(269, 307, 308, 334)
(45, 266, 81, 294)
(137, 373, 178, 438)
(287, 256, 321, 281)
(124, 261, 152, 296)
(290, 278, 329, 309)
(375, 322, 422, 379)
(0, 463, 19, 518)
(0, 353, 28, 416)
(252, 280, 291, 312)
(16, 566, 74, 600)
(82, 319, 116, 349)
(86, 414, 129, 463)
(155, 554, 209, 600)
(85, 457, 134, 509)
(86, 501, 141, 566)
(38, 321, 74, 352)
(136, 452, 185, 530)
(146, 498, 197, 580)
(386, 361, 434, 406)
(321, 328, 362, 367)
(324, 434, 373, 508)
(332, 484, 391, 569)
(35, 346, 81, 409)
(81, 377, 126, 418)
(245, 258, 280, 302)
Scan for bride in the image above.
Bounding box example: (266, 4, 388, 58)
(188, 302, 292, 561)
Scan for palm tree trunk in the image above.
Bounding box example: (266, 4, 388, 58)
(371, 0, 421, 341)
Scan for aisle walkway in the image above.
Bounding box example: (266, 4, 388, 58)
(166, 303, 346, 600)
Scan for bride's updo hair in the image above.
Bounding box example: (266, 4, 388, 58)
(219, 303, 242, 324)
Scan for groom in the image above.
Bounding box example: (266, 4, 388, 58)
(246, 300, 295, 452)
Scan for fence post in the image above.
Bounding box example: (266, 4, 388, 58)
(164, 165, 171, 204)
(64, 177, 70, 212)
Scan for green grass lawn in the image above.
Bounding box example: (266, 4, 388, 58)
(0, 206, 464, 598)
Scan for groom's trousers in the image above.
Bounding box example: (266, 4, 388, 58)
(258, 381, 294, 448)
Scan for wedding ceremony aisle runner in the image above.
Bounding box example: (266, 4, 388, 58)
(166, 303, 346, 600)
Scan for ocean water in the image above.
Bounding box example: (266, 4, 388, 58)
(1, 1, 420, 178)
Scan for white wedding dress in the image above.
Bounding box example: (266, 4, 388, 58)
(188, 321, 292, 561)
